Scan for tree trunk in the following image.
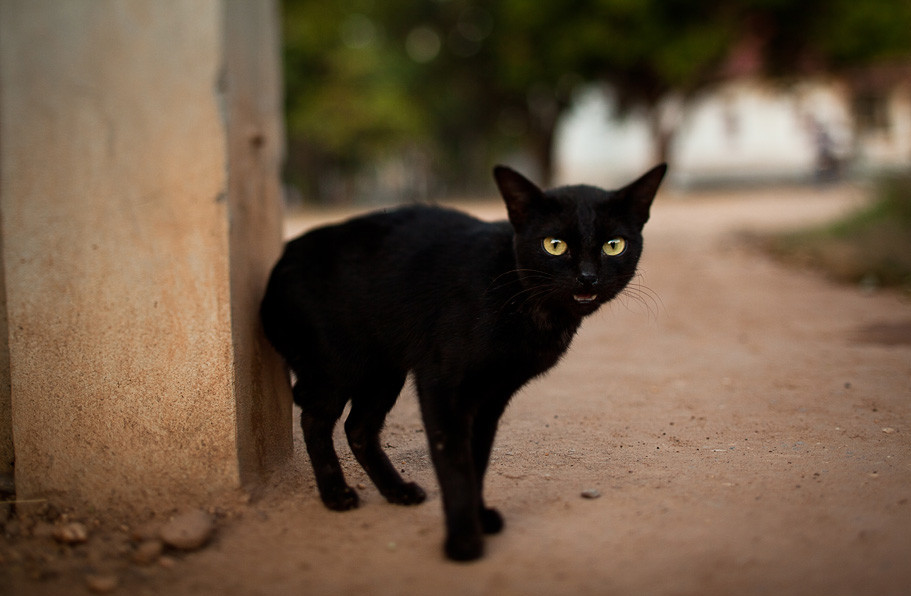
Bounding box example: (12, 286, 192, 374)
(530, 124, 557, 187)
(649, 106, 675, 165)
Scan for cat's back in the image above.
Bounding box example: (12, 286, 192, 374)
(261, 204, 511, 365)
(281, 204, 503, 277)
(264, 204, 509, 312)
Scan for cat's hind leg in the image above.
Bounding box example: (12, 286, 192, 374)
(296, 380, 360, 511)
(345, 371, 426, 506)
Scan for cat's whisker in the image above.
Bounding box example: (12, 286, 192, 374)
(517, 286, 564, 312)
(506, 284, 554, 307)
(630, 275, 664, 313)
(486, 268, 558, 296)
(617, 279, 663, 320)
(498, 278, 562, 313)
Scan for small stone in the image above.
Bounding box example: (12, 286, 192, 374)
(85, 573, 119, 593)
(131, 539, 164, 565)
(130, 521, 162, 542)
(882, 427, 896, 434)
(581, 489, 602, 499)
(160, 509, 214, 551)
(54, 522, 89, 544)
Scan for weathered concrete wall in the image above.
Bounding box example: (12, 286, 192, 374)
(0, 0, 291, 509)
(0, 208, 10, 480)
(224, 1, 294, 484)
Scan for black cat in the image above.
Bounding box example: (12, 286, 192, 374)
(260, 164, 667, 561)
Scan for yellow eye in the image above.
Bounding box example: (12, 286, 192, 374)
(603, 237, 626, 256)
(542, 237, 568, 256)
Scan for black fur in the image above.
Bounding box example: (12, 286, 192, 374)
(260, 164, 666, 561)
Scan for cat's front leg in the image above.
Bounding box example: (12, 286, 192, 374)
(418, 389, 485, 561)
(472, 398, 511, 535)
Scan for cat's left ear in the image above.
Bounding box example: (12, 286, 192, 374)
(493, 165, 544, 231)
(617, 163, 668, 228)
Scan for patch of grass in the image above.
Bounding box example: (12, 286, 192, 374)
(766, 173, 911, 292)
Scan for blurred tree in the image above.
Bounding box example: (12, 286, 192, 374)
(491, 0, 738, 178)
(742, 0, 911, 169)
(283, 0, 504, 202)
(283, 0, 740, 196)
(283, 1, 433, 203)
(742, 0, 911, 74)
(282, 0, 911, 203)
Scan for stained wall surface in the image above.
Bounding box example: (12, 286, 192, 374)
(224, 1, 294, 485)
(0, 0, 291, 510)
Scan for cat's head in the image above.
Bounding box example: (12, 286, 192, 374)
(493, 164, 667, 317)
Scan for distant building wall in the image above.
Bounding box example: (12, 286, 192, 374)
(556, 78, 910, 188)
(673, 80, 852, 186)
(857, 81, 911, 172)
(0, 0, 291, 510)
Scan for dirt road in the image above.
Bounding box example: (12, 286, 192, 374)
(9, 185, 911, 595)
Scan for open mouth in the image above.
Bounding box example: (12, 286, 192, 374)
(573, 294, 598, 304)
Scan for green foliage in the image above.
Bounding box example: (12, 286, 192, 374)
(282, 0, 911, 204)
(283, 2, 429, 171)
(814, 0, 911, 68)
(768, 174, 911, 291)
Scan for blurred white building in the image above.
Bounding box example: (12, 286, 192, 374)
(556, 75, 911, 189)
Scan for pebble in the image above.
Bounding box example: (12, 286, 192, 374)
(130, 521, 162, 542)
(581, 489, 602, 499)
(160, 509, 214, 551)
(85, 573, 119, 593)
(882, 427, 896, 434)
(131, 539, 164, 565)
(54, 522, 89, 544)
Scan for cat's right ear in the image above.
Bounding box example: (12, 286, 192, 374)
(617, 163, 667, 228)
(493, 165, 543, 231)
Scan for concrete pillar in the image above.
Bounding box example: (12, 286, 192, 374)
(0, 219, 10, 483)
(0, 0, 291, 510)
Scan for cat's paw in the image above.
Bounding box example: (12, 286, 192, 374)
(444, 532, 484, 562)
(480, 507, 504, 534)
(321, 486, 360, 511)
(384, 482, 427, 506)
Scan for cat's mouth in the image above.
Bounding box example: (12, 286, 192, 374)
(573, 294, 598, 304)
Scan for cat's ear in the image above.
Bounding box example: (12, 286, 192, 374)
(493, 165, 543, 231)
(617, 163, 667, 227)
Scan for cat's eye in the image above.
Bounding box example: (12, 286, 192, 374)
(602, 237, 626, 256)
(542, 237, 568, 256)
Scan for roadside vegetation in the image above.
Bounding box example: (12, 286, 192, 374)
(765, 174, 911, 293)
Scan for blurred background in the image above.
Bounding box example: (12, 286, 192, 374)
(281, 0, 911, 206)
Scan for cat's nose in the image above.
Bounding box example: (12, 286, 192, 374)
(577, 268, 598, 288)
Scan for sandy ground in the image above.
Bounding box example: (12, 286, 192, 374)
(5, 184, 911, 595)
